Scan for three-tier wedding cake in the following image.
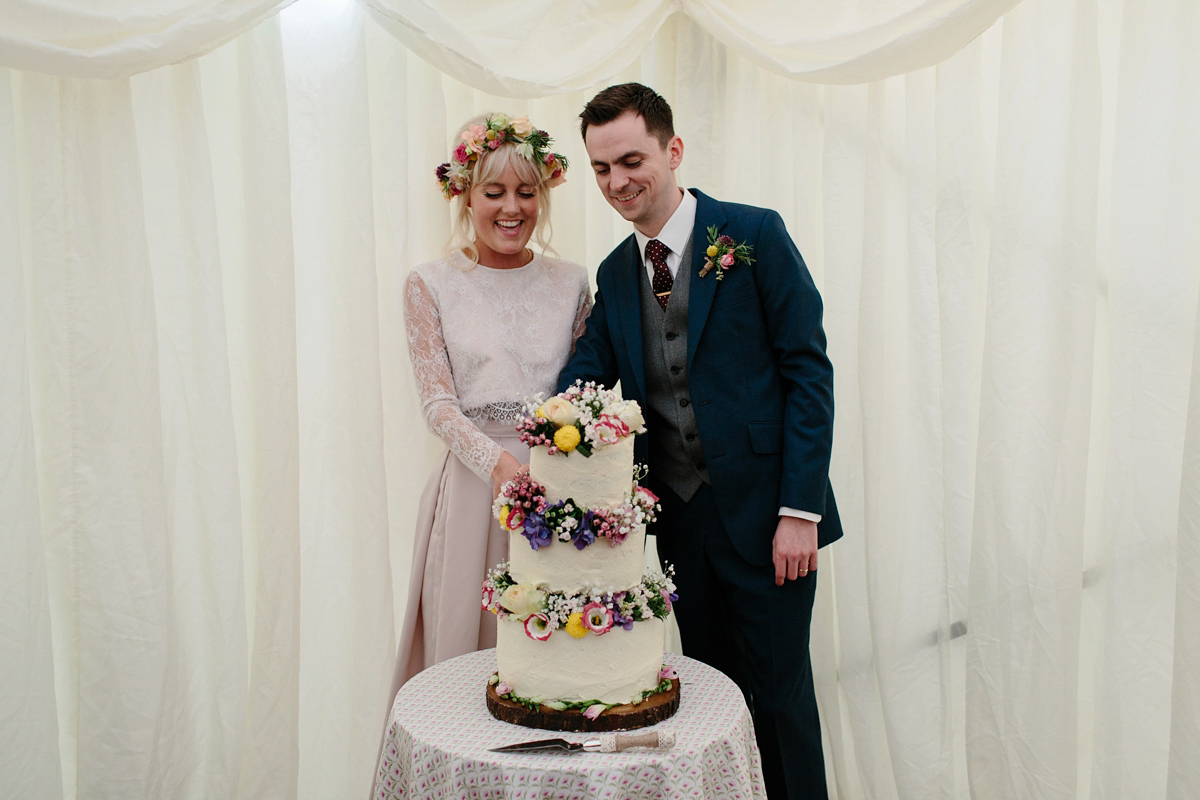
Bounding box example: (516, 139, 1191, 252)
(483, 382, 679, 727)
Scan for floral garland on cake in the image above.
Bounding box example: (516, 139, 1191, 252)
(482, 564, 677, 641)
(517, 381, 645, 457)
(488, 665, 679, 720)
(491, 468, 660, 551)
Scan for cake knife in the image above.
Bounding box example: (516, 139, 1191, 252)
(490, 729, 676, 754)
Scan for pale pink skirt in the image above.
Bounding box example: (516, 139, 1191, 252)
(388, 419, 528, 704)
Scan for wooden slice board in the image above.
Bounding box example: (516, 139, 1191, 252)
(486, 679, 680, 732)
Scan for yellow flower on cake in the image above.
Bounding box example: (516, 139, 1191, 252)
(564, 611, 589, 638)
(553, 425, 581, 453)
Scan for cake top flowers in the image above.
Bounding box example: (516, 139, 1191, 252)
(517, 381, 645, 457)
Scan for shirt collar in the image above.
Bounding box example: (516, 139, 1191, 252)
(634, 188, 697, 261)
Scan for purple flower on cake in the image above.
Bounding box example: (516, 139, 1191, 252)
(658, 665, 678, 682)
(582, 602, 614, 635)
(582, 704, 606, 720)
(496, 681, 512, 695)
(523, 613, 553, 642)
(571, 514, 596, 550)
(522, 512, 552, 550)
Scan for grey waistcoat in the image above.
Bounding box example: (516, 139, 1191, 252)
(638, 236, 710, 501)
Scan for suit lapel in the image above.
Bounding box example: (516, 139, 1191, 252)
(609, 236, 647, 397)
(686, 190, 725, 371)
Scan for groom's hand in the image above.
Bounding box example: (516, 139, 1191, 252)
(773, 516, 818, 586)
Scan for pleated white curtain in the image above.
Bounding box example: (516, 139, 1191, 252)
(0, 0, 299, 78)
(2, 0, 1199, 798)
(362, 0, 1023, 94)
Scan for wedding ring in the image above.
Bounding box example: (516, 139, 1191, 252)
(799, 569, 808, 575)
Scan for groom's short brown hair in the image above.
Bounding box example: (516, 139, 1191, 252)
(580, 83, 675, 148)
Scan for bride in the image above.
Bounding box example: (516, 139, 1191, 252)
(389, 113, 590, 700)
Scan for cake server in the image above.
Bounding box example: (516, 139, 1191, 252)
(490, 729, 676, 754)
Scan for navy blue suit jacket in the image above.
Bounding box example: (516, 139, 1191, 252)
(559, 190, 842, 566)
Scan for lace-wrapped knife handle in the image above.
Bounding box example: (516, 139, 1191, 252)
(594, 729, 676, 752)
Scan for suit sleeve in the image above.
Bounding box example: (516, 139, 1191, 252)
(753, 211, 835, 514)
(557, 275, 620, 394)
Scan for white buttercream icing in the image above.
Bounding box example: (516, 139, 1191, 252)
(530, 435, 634, 510)
(497, 616, 665, 705)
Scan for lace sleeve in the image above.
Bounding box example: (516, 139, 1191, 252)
(403, 271, 504, 482)
(571, 281, 593, 350)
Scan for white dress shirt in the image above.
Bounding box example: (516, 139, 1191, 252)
(631, 189, 821, 524)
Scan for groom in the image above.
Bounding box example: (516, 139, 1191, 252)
(558, 84, 842, 799)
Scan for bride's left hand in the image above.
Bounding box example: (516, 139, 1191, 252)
(491, 451, 523, 499)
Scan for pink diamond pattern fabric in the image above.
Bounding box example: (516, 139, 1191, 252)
(646, 239, 673, 310)
(374, 649, 766, 799)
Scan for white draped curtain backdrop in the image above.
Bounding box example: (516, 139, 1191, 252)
(1, 0, 1197, 798)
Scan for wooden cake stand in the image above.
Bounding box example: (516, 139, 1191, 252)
(486, 679, 681, 732)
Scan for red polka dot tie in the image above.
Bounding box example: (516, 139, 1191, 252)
(646, 239, 673, 310)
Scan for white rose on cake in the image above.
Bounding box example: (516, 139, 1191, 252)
(539, 396, 579, 426)
(501, 584, 547, 618)
(613, 400, 646, 433)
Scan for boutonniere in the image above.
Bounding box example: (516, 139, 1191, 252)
(699, 225, 754, 280)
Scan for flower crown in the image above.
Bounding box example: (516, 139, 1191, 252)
(435, 113, 569, 200)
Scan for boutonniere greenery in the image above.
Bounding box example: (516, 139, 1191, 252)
(699, 226, 754, 280)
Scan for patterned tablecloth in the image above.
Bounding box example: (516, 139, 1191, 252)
(374, 649, 766, 800)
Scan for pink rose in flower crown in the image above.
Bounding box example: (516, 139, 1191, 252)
(543, 154, 567, 188)
(453, 142, 470, 164)
(461, 124, 486, 150)
(720, 252, 736, 268)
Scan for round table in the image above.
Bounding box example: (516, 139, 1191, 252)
(373, 649, 767, 800)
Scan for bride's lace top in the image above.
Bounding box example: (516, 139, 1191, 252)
(404, 251, 592, 482)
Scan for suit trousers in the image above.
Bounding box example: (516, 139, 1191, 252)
(652, 481, 827, 800)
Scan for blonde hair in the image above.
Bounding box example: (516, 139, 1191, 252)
(445, 115, 556, 268)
